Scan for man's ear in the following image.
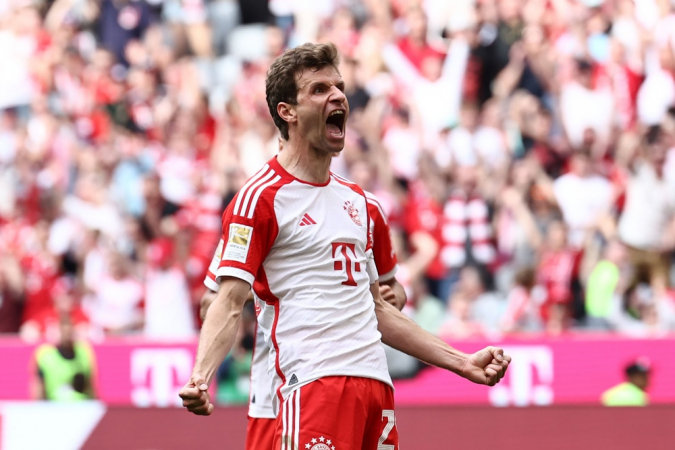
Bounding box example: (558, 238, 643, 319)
(278, 102, 297, 124)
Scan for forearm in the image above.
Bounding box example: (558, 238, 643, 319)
(382, 43, 423, 87)
(375, 296, 468, 374)
(192, 281, 248, 384)
(512, 203, 543, 249)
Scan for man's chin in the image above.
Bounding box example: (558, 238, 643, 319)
(318, 141, 344, 155)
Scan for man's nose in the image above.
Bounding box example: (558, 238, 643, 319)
(329, 86, 346, 103)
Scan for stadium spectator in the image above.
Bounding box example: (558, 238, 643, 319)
(439, 293, 486, 340)
(86, 251, 144, 335)
(601, 359, 651, 407)
(452, 265, 505, 336)
(585, 239, 629, 330)
(32, 314, 97, 401)
(20, 276, 89, 343)
(617, 126, 675, 295)
(552, 149, 613, 248)
(501, 267, 545, 334)
(537, 220, 577, 333)
(0, 254, 24, 333)
(0, 0, 674, 346)
(143, 237, 195, 339)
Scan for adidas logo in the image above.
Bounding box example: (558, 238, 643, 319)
(288, 374, 299, 386)
(251, 394, 256, 404)
(299, 213, 316, 227)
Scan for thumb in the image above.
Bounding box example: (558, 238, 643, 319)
(490, 347, 504, 362)
(192, 375, 209, 391)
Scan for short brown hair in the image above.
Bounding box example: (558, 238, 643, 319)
(265, 42, 340, 140)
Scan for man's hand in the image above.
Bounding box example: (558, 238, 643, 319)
(379, 284, 397, 307)
(460, 346, 511, 386)
(179, 375, 214, 416)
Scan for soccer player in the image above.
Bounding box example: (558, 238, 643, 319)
(180, 42, 510, 449)
(201, 190, 406, 450)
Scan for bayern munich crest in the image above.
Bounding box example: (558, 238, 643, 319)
(305, 436, 335, 450)
(343, 201, 362, 226)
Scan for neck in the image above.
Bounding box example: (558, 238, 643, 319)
(277, 136, 334, 184)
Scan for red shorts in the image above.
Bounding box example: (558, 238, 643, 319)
(245, 416, 276, 450)
(273, 376, 398, 450)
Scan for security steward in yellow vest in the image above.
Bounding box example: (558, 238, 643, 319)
(34, 315, 96, 401)
(601, 359, 650, 407)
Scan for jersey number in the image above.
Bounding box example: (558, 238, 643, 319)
(331, 242, 361, 286)
(378, 410, 396, 450)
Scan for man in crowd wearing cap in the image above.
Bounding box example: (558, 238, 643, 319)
(601, 359, 651, 406)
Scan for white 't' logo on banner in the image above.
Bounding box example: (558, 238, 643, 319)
(130, 349, 193, 407)
(489, 346, 554, 406)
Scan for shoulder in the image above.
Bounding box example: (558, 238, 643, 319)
(364, 191, 388, 223)
(230, 163, 287, 219)
(330, 172, 366, 197)
(35, 344, 54, 362)
(553, 173, 572, 187)
(588, 175, 612, 191)
(75, 341, 95, 359)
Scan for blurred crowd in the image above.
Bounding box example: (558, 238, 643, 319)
(1, 0, 675, 347)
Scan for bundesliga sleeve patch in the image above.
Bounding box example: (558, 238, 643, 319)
(224, 224, 253, 263)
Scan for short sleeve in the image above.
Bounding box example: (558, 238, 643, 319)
(368, 199, 398, 282)
(366, 255, 379, 285)
(216, 190, 277, 287)
(203, 238, 224, 292)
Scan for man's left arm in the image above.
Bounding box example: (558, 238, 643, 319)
(370, 283, 510, 386)
(379, 278, 406, 311)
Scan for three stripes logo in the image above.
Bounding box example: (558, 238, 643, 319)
(299, 213, 317, 227)
(233, 164, 281, 219)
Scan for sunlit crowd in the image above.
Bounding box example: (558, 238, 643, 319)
(0, 0, 674, 348)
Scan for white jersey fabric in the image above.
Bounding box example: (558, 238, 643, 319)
(204, 187, 400, 419)
(214, 157, 392, 414)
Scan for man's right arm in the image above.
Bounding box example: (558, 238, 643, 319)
(372, 286, 510, 386)
(179, 276, 250, 416)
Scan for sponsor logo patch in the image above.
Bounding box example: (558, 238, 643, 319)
(223, 224, 253, 263)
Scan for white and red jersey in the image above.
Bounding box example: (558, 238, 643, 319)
(204, 186, 399, 418)
(213, 156, 392, 413)
(365, 191, 398, 282)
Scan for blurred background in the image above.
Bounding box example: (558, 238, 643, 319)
(1, 0, 675, 448)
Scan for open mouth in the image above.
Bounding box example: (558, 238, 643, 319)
(325, 110, 345, 138)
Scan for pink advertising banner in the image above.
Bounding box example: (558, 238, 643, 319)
(394, 336, 675, 406)
(0, 336, 673, 406)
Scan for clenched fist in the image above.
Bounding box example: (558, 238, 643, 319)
(179, 375, 214, 416)
(460, 346, 511, 386)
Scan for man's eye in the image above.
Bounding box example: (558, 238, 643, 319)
(314, 87, 324, 93)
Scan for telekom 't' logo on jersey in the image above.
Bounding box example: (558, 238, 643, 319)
(332, 242, 361, 286)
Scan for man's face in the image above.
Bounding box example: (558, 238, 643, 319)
(630, 373, 649, 391)
(648, 140, 667, 169)
(293, 65, 349, 154)
(571, 153, 590, 177)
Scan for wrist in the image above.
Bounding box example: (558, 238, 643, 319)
(441, 347, 469, 376)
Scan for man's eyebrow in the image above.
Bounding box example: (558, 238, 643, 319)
(309, 81, 327, 88)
